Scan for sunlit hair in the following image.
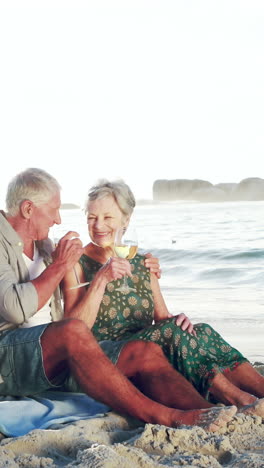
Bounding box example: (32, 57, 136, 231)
(85, 179, 136, 218)
(6, 168, 61, 216)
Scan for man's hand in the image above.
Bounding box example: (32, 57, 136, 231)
(52, 231, 84, 272)
(144, 253, 161, 279)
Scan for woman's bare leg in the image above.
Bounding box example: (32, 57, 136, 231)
(209, 364, 264, 417)
(225, 362, 264, 397)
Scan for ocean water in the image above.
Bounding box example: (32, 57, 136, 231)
(60, 200, 264, 362)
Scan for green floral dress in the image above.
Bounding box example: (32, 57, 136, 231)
(79, 253, 248, 397)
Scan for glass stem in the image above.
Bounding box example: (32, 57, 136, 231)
(123, 275, 129, 288)
(73, 266, 80, 285)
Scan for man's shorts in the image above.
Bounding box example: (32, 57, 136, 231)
(0, 324, 126, 396)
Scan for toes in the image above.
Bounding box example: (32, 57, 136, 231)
(199, 405, 237, 431)
(239, 398, 264, 417)
(206, 422, 221, 432)
(220, 405, 237, 422)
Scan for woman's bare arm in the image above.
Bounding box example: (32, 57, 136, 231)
(62, 257, 132, 329)
(151, 273, 171, 321)
(151, 273, 196, 335)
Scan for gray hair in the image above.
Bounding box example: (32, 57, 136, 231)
(86, 179, 136, 218)
(6, 168, 61, 216)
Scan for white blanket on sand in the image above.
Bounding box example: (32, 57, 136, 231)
(0, 391, 110, 437)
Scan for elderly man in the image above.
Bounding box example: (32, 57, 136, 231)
(0, 168, 237, 431)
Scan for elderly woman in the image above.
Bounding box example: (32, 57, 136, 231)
(62, 180, 264, 414)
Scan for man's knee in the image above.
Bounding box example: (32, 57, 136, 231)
(42, 318, 93, 354)
(139, 341, 166, 365)
(118, 340, 165, 374)
(42, 318, 98, 382)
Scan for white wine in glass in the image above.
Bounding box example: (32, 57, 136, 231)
(114, 226, 138, 294)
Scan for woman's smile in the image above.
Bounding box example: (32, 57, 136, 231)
(87, 196, 125, 248)
(93, 230, 113, 242)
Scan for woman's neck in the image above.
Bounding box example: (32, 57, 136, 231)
(85, 242, 115, 264)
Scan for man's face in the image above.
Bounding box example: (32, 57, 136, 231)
(30, 191, 61, 240)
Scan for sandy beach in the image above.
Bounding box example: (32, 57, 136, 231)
(1, 407, 264, 467)
(1, 364, 264, 468)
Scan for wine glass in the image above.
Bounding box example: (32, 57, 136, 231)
(50, 225, 90, 290)
(114, 226, 138, 294)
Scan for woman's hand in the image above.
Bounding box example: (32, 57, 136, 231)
(144, 253, 161, 279)
(98, 257, 132, 284)
(173, 313, 197, 336)
(163, 312, 197, 337)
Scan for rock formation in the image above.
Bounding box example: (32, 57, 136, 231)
(153, 177, 264, 202)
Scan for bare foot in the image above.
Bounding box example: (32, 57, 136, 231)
(173, 405, 237, 432)
(239, 398, 264, 417)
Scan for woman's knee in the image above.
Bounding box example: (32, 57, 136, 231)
(194, 322, 214, 334)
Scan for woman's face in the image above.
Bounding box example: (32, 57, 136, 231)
(87, 195, 128, 248)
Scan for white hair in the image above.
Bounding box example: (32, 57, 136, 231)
(86, 179, 136, 218)
(6, 168, 61, 216)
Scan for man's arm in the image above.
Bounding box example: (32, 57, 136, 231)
(0, 262, 38, 324)
(0, 233, 83, 325)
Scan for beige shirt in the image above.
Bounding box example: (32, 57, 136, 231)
(0, 211, 63, 332)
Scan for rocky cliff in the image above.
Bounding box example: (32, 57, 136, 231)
(153, 177, 264, 202)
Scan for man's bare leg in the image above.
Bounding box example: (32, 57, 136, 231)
(117, 340, 212, 410)
(116, 340, 237, 430)
(41, 320, 173, 426)
(41, 320, 237, 431)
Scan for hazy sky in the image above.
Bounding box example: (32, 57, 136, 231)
(1, 0, 264, 205)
